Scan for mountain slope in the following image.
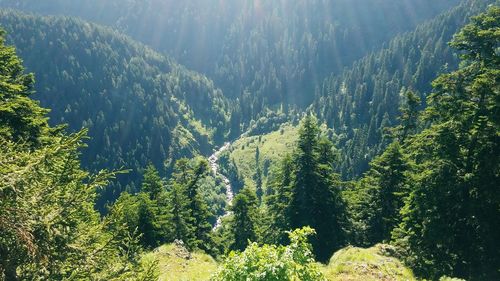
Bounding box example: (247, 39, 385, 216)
(0, 10, 231, 204)
(313, 0, 496, 178)
(0, 0, 460, 121)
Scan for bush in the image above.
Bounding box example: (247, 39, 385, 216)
(211, 227, 326, 281)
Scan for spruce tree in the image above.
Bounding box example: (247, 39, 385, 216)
(393, 7, 500, 280)
(169, 183, 195, 248)
(169, 158, 213, 250)
(265, 154, 293, 245)
(230, 187, 258, 251)
(141, 163, 163, 200)
(287, 115, 346, 261)
(290, 115, 320, 230)
(186, 159, 213, 251)
(355, 142, 408, 244)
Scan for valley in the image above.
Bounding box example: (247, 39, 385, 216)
(208, 142, 233, 230)
(0, 1, 498, 280)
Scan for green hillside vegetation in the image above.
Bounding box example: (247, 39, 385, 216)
(0, 10, 231, 206)
(1, 2, 498, 281)
(142, 243, 217, 281)
(322, 244, 415, 281)
(225, 123, 299, 190)
(0, 27, 156, 280)
(0, 0, 460, 118)
(313, 0, 495, 178)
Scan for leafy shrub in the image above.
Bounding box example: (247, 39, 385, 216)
(211, 227, 326, 281)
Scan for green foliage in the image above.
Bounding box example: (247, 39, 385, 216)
(0, 131, 147, 280)
(107, 157, 221, 253)
(264, 154, 294, 245)
(314, 0, 495, 178)
(0, 10, 231, 207)
(0, 29, 153, 279)
(392, 7, 500, 280)
(141, 164, 164, 200)
(345, 142, 409, 246)
(0, 29, 49, 147)
(230, 187, 258, 252)
(287, 115, 347, 262)
(212, 227, 326, 281)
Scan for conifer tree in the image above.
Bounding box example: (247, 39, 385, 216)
(393, 8, 500, 280)
(265, 154, 293, 245)
(169, 183, 195, 248)
(0, 29, 153, 279)
(136, 193, 161, 248)
(355, 142, 408, 244)
(287, 115, 346, 261)
(141, 164, 164, 200)
(230, 187, 258, 251)
(169, 158, 213, 250)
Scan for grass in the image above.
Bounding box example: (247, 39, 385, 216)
(228, 123, 299, 190)
(143, 242, 417, 281)
(321, 244, 416, 281)
(142, 243, 218, 281)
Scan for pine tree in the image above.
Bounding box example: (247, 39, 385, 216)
(393, 8, 500, 280)
(141, 163, 163, 200)
(355, 142, 408, 244)
(170, 158, 213, 250)
(0, 29, 151, 279)
(186, 159, 213, 251)
(287, 115, 346, 261)
(136, 193, 160, 248)
(230, 187, 258, 251)
(265, 154, 293, 245)
(290, 115, 320, 229)
(169, 183, 195, 248)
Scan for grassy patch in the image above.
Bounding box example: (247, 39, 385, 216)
(322, 244, 416, 281)
(228, 124, 299, 190)
(142, 243, 218, 281)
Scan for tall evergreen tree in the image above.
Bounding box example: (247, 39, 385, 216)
(290, 115, 320, 229)
(265, 154, 293, 245)
(136, 193, 161, 248)
(393, 7, 500, 280)
(230, 187, 258, 252)
(186, 159, 214, 251)
(169, 158, 214, 250)
(141, 164, 163, 200)
(286, 115, 346, 261)
(169, 183, 195, 248)
(354, 142, 408, 245)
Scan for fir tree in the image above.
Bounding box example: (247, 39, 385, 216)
(230, 187, 258, 251)
(393, 8, 500, 280)
(287, 115, 346, 261)
(141, 163, 163, 200)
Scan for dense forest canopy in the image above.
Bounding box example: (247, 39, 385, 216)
(0, 0, 460, 112)
(0, 10, 232, 206)
(0, 1, 498, 280)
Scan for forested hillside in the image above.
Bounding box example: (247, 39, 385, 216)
(313, 0, 494, 178)
(1, 1, 499, 281)
(0, 29, 158, 280)
(0, 0, 460, 122)
(0, 10, 231, 205)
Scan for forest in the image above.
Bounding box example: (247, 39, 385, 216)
(0, 1, 498, 280)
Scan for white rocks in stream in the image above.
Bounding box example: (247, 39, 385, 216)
(209, 143, 233, 230)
